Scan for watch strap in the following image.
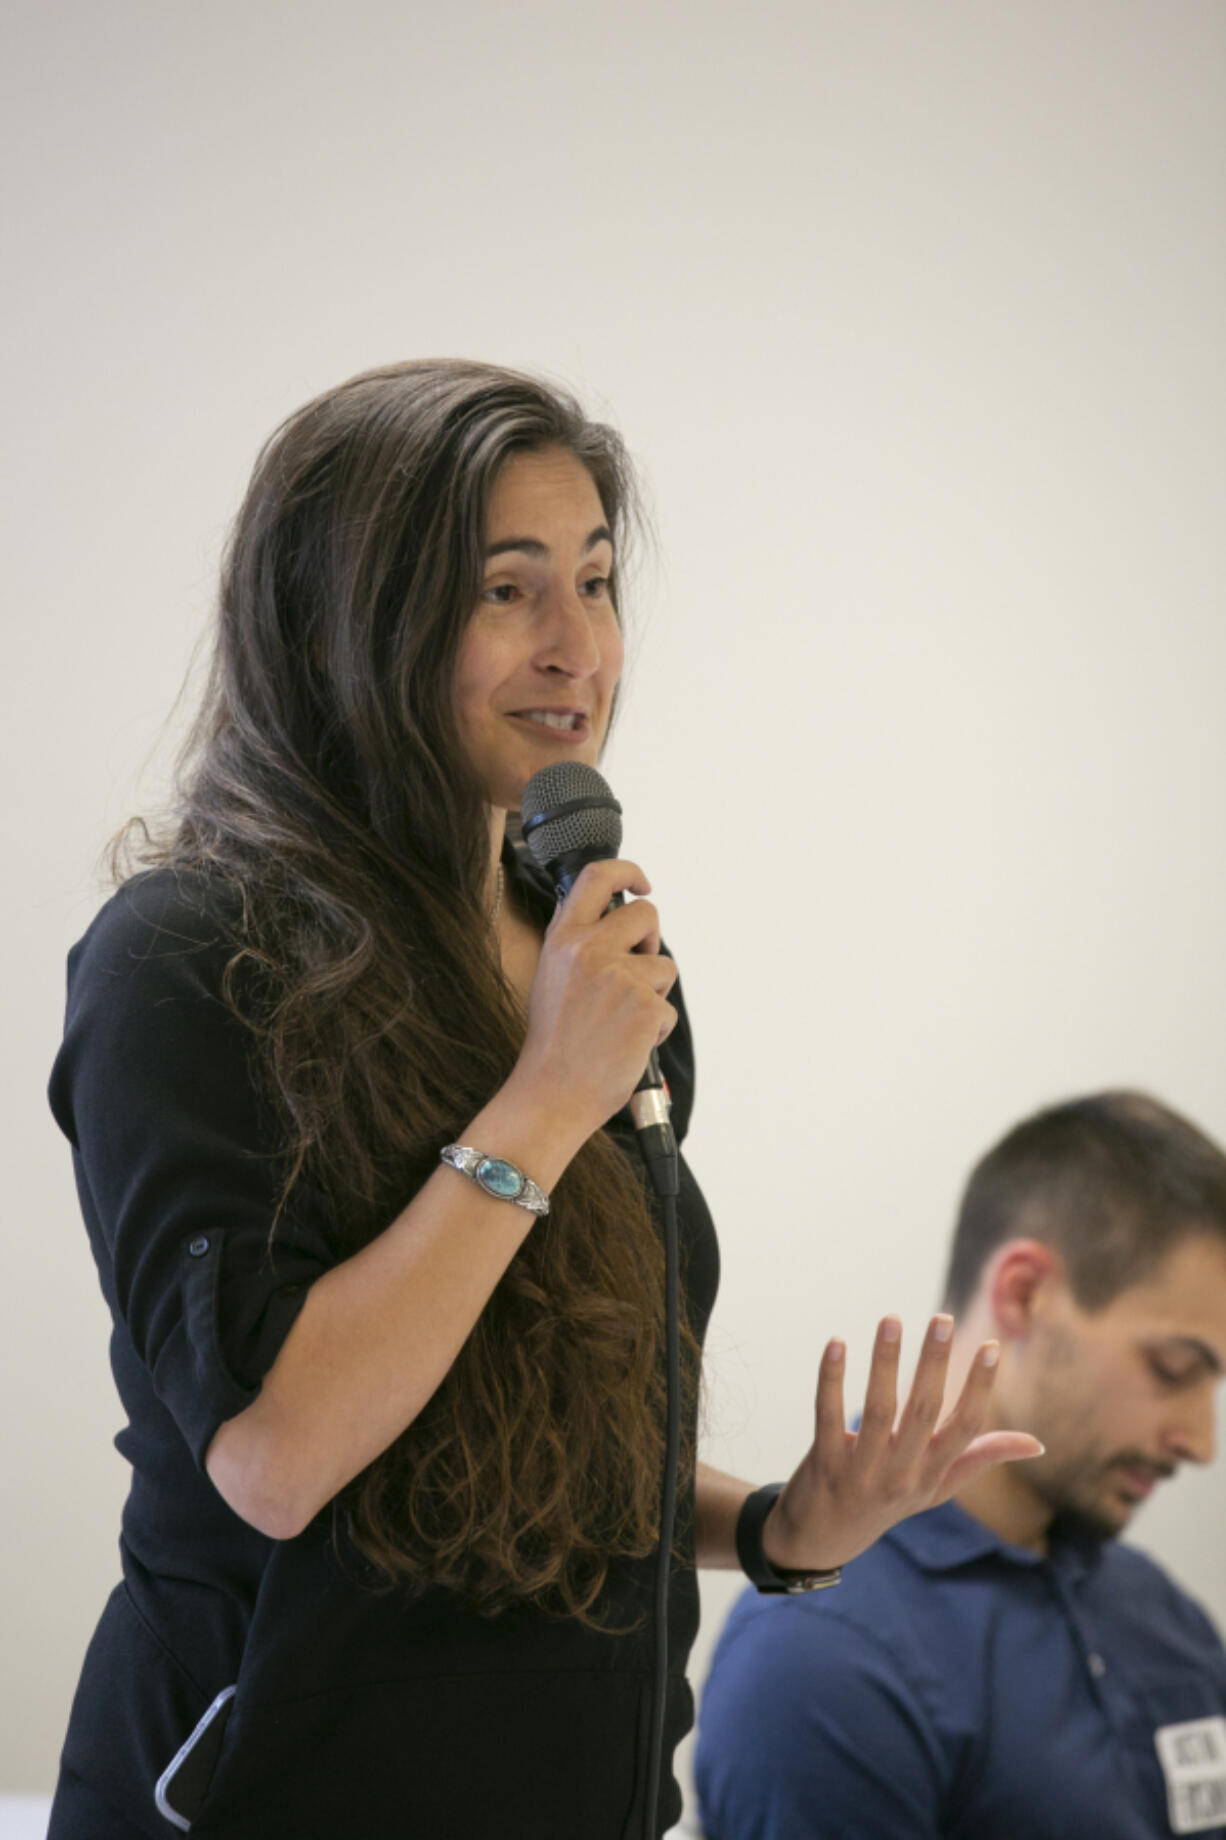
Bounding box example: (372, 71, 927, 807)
(735, 1483, 843, 1595)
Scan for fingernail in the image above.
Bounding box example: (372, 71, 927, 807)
(826, 1339, 845, 1365)
(980, 1341, 1000, 1368)
(931, 1314, 954, 1343)
(880, 1317, 902, 1344)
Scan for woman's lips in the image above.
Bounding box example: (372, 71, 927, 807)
(506, 710, 592, 745)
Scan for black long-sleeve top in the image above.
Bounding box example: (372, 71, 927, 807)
(47, 854, 720, 1840)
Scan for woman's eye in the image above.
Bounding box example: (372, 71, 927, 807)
(1150, 1357, 1194, 1386)
(581, 575, 610, 598)
(483, 582, 521, 605)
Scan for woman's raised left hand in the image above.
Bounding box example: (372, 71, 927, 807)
(761, 1314, 1043, 1575)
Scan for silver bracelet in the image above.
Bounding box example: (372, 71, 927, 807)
(439, 1144, 550, 1216)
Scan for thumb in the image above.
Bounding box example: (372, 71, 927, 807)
(935, 1431, 1045, 1501)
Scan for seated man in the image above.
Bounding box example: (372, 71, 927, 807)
(697, 1091, 1226, 1840)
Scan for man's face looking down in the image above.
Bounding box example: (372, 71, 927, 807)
(995, 1232, 1226, 1541)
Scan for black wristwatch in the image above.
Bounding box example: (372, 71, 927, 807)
(735, 1483, 843, 1595)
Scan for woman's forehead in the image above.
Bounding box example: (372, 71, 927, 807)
(485, 448, 609, 542)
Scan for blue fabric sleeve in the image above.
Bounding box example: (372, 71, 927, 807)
(696, 1594, 946, 1840)
(49, 873, 336, 1468)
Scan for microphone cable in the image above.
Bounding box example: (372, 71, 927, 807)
(520, 762, 684, 1840)
(641, 1175, 680, 1840)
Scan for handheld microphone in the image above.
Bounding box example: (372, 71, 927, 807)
(520, 761, 679, 1198)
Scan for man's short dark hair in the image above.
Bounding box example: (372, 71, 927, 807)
(942, 1091, 1226, 1314)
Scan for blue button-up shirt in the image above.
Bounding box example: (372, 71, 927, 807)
(696, 1500, 1226, 1838)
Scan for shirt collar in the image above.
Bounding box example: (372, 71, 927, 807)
(888, 1498, 1105, 1581)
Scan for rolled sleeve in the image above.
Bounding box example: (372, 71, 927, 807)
(50, 873, 336, 1467)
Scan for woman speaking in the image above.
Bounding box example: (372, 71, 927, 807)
(48, 360, 1038, 1838)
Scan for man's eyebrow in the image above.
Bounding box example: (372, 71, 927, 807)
(484, 525, 613, 562)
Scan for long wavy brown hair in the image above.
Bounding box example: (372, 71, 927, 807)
(120, 359, 695, 1620)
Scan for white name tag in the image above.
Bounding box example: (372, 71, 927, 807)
(1155, 1717, 1226, 1833)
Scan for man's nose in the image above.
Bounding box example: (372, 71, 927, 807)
(1164, 1387, 1217, 1466)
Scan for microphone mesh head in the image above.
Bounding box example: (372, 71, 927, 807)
(520, 762, 623, 870)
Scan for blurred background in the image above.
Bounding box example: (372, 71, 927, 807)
(4, 0, 1224, 1826)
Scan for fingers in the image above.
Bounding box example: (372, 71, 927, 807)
(597, 901, 670, 969)
(800, 1319, 1046, 1552)
(857, 1316, 903, 1453)
(548, 911, 674, 1004)
(813, 1337, 847, 1447)
(547, 860, 672, 992)
(558, 858, 653, 928)
(923, 1339, 1006, 1474)
(892, 1314, 956, 1458)
(550, 860, 667, 964)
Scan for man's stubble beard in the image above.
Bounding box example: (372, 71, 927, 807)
(1008, 1321, 1135, 1545)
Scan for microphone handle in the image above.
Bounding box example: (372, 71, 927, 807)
(545, 846, 679, 1194)
(602, 895, 679, 1200)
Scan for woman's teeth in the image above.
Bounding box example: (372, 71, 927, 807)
(523, 710, 580, 730)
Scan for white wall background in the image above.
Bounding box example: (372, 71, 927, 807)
(4, 0, 1225, 1819)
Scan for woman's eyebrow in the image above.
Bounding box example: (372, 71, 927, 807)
(484, 524, 613, 562)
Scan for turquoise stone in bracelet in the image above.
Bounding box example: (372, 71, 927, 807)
(439, 1143, 551, 1216)
(476, 1156, 524, 1199)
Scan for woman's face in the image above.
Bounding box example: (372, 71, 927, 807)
(454, 445, 624, 812)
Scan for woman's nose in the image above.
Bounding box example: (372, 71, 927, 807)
(535, 589, 601, 677)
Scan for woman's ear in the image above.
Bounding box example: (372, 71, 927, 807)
(987, 1239, 1065, 1342)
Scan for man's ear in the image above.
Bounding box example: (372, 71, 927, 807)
(987, 1239, 1065, 1341)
